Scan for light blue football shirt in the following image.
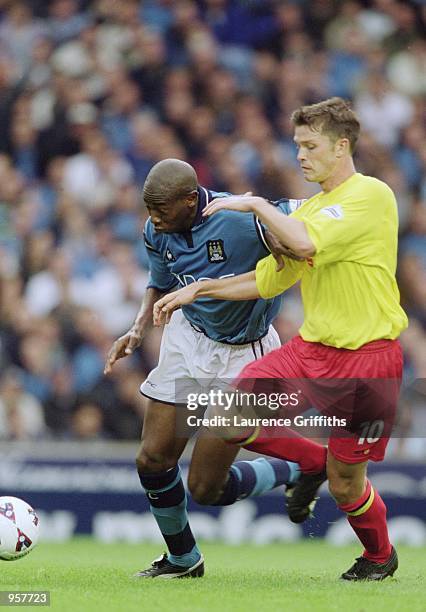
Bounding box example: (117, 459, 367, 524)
(144, 186, 302, 344)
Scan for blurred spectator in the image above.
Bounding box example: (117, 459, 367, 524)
(63, 128, 134, 209)
(354, 71, 413, 147)
(0, 2, 47, 77)
(0, 366, 46, 439)
(24, 248, 79, 316)
(43, 365, 75, 436)
(399, 201, 426, 325)
(70, 400, 105, 439)
(387, 39, 426, 96)
(48, 0, 92, 45)
(325, 2, 369, 99)
(99, 367, 145, 439)
(70, 307, 111, 393)
(101, 74, 144, 152)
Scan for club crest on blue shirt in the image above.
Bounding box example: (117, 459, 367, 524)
(165, 248, 176, 262)
(206, 239, 227, 263)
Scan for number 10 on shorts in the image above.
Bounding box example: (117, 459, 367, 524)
(358, 420, 385, 445)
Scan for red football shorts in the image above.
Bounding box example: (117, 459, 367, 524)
(234, 336, 403, 464)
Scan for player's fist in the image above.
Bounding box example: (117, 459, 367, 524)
(104, 329, 143, 374)
(264, 229, 304, 270)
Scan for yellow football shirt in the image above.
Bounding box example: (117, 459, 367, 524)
(256, 173, 408, 349)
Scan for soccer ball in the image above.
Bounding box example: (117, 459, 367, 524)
(0, 497, 40, 561)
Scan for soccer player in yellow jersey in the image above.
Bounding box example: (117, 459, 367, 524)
(154, 97, 408, 581)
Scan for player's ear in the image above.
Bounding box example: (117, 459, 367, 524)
(187, 190, 198, 208)
(335, 138, 350, 158)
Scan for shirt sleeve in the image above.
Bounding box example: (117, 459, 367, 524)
(144, 224, 177, 293)
(273, 198, 306, 215)
(255, 198, 305, 252)
(255, 254, 304, 299)
(300, 200, 373, 268)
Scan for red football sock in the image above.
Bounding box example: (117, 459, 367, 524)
(242, 425, 327, 474)
(339, 480, 392, 563)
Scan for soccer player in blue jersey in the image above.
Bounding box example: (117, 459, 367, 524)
(104, 159, 326, 578)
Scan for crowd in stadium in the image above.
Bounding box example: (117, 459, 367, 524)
(0, 0, 424, 446)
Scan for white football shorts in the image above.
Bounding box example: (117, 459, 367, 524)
(140, 309, 281, 404)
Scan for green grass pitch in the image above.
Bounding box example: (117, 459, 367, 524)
(1, 539, 424, 612)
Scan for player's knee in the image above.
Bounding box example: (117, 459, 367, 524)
(135, 446, 176, 474)
(188, 474, 221, 505)
(328, 475, 354, 505)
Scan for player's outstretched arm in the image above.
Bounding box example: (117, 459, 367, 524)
(104, 287, 165, 374)
(203, 195, 315, 258)
(153, 272, 258, 326)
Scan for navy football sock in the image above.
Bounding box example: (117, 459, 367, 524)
(138, 466, 201, 567)
(213, 458, 299, 506)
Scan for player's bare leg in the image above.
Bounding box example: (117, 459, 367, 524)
(134, 399, 204, 579)
(136, 400, 188, 473)
(327, 452, 398, 581)
(326, 453, 367, 505)
(188, 433, 240, 505)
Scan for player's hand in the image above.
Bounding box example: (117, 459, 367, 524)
(153, 284, 200, 325)
(104, 328, 143, 374)
(264, 229, 304, 271)
(203, 192, 257, 217)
